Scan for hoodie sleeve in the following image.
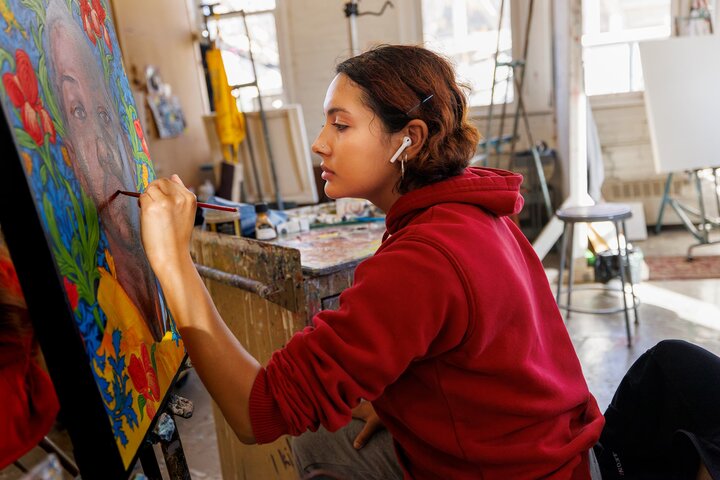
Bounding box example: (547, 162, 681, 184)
(248, 237, 470, 443)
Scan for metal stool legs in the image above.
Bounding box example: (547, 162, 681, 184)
(615, 220, 633, 346)
(556, 222, 576, 321)
(556, 218, 639, 347)
(556, 223, 569, 306)
(565, 223, 576, 321)
(620, 220, 640, 326)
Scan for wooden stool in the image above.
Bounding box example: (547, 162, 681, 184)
(555, 204, 639, 347)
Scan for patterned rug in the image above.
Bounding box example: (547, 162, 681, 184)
(645, 255, 720, 280)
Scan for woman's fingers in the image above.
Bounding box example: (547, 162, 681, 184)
(353, 416, 382, 449)
(171, 173, 186, 187)
(351, 401, 384, 449)
(141, 177, 195, 209)
(138, 177, 197, 276)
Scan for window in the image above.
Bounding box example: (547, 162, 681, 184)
(582, 0, 672, 96)
(421, 0, 513, 107)
(202, 0, 284, 111)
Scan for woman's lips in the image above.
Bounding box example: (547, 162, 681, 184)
(320, 164, 335, 180)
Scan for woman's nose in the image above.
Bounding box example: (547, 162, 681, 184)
(311, 137, 329, 156)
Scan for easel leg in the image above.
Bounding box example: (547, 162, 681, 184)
(688, 170, 710, 259)
(655, 173, 673, 234)
(695, 170, 709, 243)
(139, 442, 162, 480)
(160, 415, 191, 480)
(38, 436, 79, 477)
(658, 169, 720, 259)
(512, 75, 553, 220)
(137, 395, 194, 480)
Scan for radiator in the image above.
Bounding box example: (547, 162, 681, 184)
(601, 174, 719, 226)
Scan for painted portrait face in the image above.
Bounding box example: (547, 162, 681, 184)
(49, 20, 137, 247)
(46, 12, 164, 342)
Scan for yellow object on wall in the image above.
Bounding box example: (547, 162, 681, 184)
(206, 47, 245, 163)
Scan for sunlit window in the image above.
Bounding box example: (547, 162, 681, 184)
(421, 0, 513, 107)
(204, 0, 283, 111)
(210, 0, 274, 14)
(582, 0, 672, 96)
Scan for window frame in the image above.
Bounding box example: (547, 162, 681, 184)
(581, 0, 678, 97)
(419, 0, 517, 110)
(200, 0, 293, 111)
(580, 0, 710, 98)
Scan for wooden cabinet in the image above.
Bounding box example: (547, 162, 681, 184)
(190, 222, 384, 479)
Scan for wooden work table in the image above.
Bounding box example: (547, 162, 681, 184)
(190, 220, 385, 480)
(272, 221, 385, 317)
(274, 221, 385, 275)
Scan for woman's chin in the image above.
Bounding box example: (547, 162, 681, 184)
(325, 181, 365, 201)
(323, 184, 342, 200)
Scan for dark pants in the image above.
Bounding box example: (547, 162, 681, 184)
(595, 340, 720, 480)
(293, 340, 720, 480)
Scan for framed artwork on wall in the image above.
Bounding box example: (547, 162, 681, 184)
(0, 0, 186, 477)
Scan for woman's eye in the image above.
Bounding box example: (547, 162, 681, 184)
(71, 103, 87, 120)
(332, 123, 348, 131)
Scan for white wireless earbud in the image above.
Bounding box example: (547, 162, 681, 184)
(389, 136, 412, 164)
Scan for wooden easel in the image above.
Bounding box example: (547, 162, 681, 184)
(137, 393, 195, 480)
(653, 2, 719, 259)
(655, 168, 720, 259)
(482, 0, 553, 222)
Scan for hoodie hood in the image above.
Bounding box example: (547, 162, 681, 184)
(385, 167, 524, 234)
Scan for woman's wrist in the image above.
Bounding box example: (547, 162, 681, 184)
(150, 251, 196, 284)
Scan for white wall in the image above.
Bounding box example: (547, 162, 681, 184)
(283, 0, 414, 161)
(282, 0, 556, 165)
(111, 0, 211, 187)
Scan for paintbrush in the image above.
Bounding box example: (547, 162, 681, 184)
(114, 190, 238, 212)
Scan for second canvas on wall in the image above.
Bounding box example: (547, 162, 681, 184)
(0, 0, 185, 476)
(203, 105, 319, 205)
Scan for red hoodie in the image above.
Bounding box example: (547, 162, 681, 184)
(250, 167, 604, 479)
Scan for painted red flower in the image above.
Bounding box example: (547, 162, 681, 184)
(63, 277, 79, 310)
(2, 50, 56, 146)
(145, 400, 156, 419)
(128, 343, 160, 414)
(79, 0, 113, 53)
(133, 119, 150, 158)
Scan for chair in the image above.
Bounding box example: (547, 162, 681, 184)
(555, 204, 639, 347)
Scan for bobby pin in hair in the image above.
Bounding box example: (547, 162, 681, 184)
(406, 94, 434, 116)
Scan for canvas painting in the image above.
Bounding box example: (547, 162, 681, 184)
(147, 92, 186, 139)
(0, 0, 185, 473)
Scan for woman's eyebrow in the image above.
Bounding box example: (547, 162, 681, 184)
(326, 107, 351, 116)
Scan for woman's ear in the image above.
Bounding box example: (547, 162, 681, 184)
(405, 119, 428, 159)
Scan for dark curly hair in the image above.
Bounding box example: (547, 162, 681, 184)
(336, 45, 480, 194)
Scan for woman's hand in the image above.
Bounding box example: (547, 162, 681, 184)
(137, 175, 260, 443)
(139, 175, 197, 279)
(351, 400, 384, 449)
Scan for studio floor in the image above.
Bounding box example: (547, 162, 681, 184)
(4, 227, 720, 480)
